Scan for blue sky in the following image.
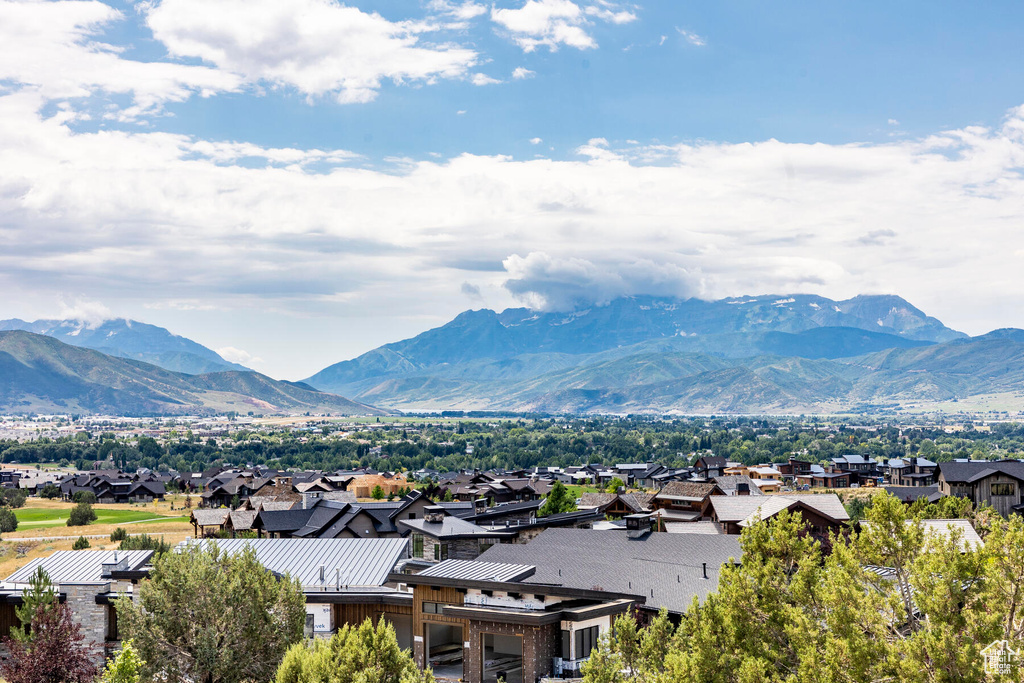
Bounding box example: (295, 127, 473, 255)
(2, 0, 1024, 379)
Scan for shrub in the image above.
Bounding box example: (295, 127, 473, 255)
(72, 536, 90, 550)
(119, 534, 171, 554)
(110, 527, 129, 542)
(39, 484, 60, 499)
(3, 489, 28, 508)
(71, 491, 97, 504)
(66, 502, 97, 527)
(0, 506, 18, 533)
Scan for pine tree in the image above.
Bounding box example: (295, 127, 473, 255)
(539, 481, 577, 517)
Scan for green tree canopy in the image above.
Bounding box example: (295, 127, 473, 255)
(117, 542, 306, 683)
(539, 480, 577, 517)
(605, 477, 625, 493)
(276, 617, 433, 683)
(66, 502, 97, 527)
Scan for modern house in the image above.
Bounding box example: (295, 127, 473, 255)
(935, 460, 1024, 516)
(651, 481, 724, 522)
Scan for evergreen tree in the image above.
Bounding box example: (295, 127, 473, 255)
(67, 502, 97, 526)
(12, 567, 57, 643)
(276, 617, 433, 683)
(538, 481, 577, 517)
(117, 542, 306, 683)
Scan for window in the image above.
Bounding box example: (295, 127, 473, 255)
(413, 534, 424, 558)
(434, 543, 449, 561)
(423, 602, 443, 614)
(574, 626, 600, 660)
(408, 512, 416, 519)
(992, 483, 1016, 496)
(560, 630, 571, 660)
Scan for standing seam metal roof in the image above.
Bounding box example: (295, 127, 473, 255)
(183, 538, 409, 589)
(415, 559, 536, 582)
(6, 550, 153, 585)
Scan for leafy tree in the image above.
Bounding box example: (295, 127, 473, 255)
(538, 481, 577, 517)
(276, 617, 433, 683)
(117, 542, 306, 683)
(0, 602, 97, 683)
(72, 536, 91, 550)
(110, 527, 129, 542)
(605, 477, 625, 493)
(0, 506, 18, 532)
(71, 491, 97, 504)
(66, 502, 97, 527)
(39, 484, 60, 499)
(98, 639, 144, 683)
(371, 485, 386, 500)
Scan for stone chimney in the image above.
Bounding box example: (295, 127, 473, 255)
(424, 506, 445, 524)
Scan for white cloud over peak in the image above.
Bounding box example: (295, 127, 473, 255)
(491, 0, 635, 52)
(146, 0, 480, 104)
(216, 346, 264, 366)
(6, 93, 1024, 372)
(57, 297, 113, 328)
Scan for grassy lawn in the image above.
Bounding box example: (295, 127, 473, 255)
(565, 484, 605, 498)
(14, 507, 189, 529)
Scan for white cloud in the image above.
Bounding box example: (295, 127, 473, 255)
(471, 73, 502, 85)
(530, 137, 543, 144)
(5, 93, 1024, 373)
(0, 0, 241, 118)
(146, 0, 480, 105)
(512, 67, 536, 79)
(215, 346, 264, 366)
(491, 0, 635, 52)
(428, 0, 488, 21)
(888, 118, 900, 126)
(57, 297, 113, 328)
(457, 109, 467, 115)
(676, 27, 706, 46)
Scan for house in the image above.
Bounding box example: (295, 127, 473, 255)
(796, 471, 852, 489)
(253, 491, 434, 539)
(776, 457, 815, 482)
(886, 457, 938, 487)
(881, 485, 942, 504)
(651, 481, 724, 522)
(0, 550, 154, 664)
(399, 506, 516, 562)
(692, 456, 726, 479)
(578, 491, 654, 518)
(935, 460, 1024, 516)
(746, 466, 783, 493)
(707, 494, 850, 543)
(393, 559, 638, 682)
(392, 528, 743, 681)
(712, 475, 763, 497)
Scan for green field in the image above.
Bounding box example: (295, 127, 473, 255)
(14, 508, 189, 530)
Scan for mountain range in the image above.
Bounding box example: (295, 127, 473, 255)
(0, 318, 247, 375)
(0, 331, 382, 416)
(9, 294, 1024, 415)
(302, 294, 1024, 414)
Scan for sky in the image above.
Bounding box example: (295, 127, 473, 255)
(2, 0, 1024, 380)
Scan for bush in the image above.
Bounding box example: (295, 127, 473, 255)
(71, 491, 97, 504)
(0, 507, 18, 533)
(119, 534, 171, 554)
(3, 489, 28, 508)
(72, 536, 90, 550)
(39, 484, 60, 499)
(66, 502, 97, 527)
(110, 527, 129, 542)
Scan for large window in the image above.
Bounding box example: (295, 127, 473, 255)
(434, 542, 448, 561)
(423, 602, 444, 614)
(574, 626, 600, 660)
(412, 534, 424, 558)
(992, 483, 1016, 496)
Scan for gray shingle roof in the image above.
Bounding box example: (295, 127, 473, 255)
(7, 550, 153, 585)
(399, 516, 508, 539)
(938, 460, 1024, 484)
(710, 493, 850, 524)
(712, 475, 765, 496)
(183, 538, 408, 589)
(416, 559, 535, 582)
(477, 528, 742, 613)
